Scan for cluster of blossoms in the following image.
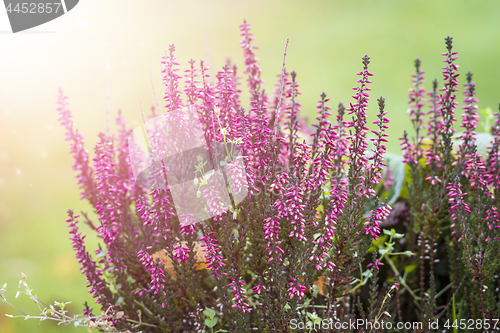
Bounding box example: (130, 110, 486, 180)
(66, 210, 111, 307)
(0, 18, 485, 333)
(56, 20, 392, 332)
(5, 16, 500, 333)
(136, 247, 167, 308)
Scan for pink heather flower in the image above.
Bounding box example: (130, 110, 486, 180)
(363, 200, 392, 240)
(203, 185, 227, 217)
(115, 110, 146, 202)
(486, 108, 500, 190)
(281, 184, 306, 242)
(265, 158, 310, 248)
(93, 133, 125, 272)
(198, 60, 218, 143)
(282, 71, 303, 158)
(367, 97, 389, 191)
(263, 216, 281, 241)
(263, 215, 284, 262)
(226, 159, 248, 196)
(400, 131, 413, 165)
(425, 176, 442, 185)
(227, 276, 250, 313)
(172, 245, 191, 264)
(136, 191, 173, 241)
(179, 214, 197, 233)
(162, 44, 183, 112)
(309, 120, 338, 186)
(200, 232, 226, 279)
(466, 154, 488, 190)
(244, 91, 274, 191)
(308, 248, 330, 271)
(311, 108, 349, 269)
(437, 37, 459, 157)
(346, 55, 375, 199)
(184, 58, 201, 106)
(137, 249, 167, 305)
(458, 72, 479, 152)
(252, 284, 266, 295)
(312, 92, 332, 144)
(263, 172, 295, 262)
(425, 79, 442, 167)
(57, 89, 97, 205)
(407, 58, 427, 160)
(447, 182, 471, 241)
(66, 210, 111, 307)
(454, 71, 482, 185)
(239, 19, 263, 95)
(215, 64, 240, 134)
(484, 206, 499, 228)
(271, 69, 291, 141)
(287, 278, 307, 300)
(367, 258, 384, 270)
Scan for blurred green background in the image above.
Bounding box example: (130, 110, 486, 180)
(1, 0, 500, 332)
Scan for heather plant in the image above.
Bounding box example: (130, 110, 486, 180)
(55, 20, 392, 331)
(398, 36, 500, 329)
(3, 21, 500, 333)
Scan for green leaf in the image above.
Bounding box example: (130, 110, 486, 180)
(379, 248, 390, 256)
(312, 284, 319, 298)
(306, 312, 321, 323)
(393, 232, 404, 239)
(371, 235, 388, 251)
(205, 317, 218, 328)
(404, 264, 417, 273)
(362, 270, 373, 279)
(203, 307, 216, 319)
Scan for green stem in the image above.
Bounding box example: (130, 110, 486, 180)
(126, 318, 158, 328)
(348, 275, 371, 295)
(434, 282, 452, 300)
(385, 257, 421, 301)
(452, 294, 458, 333)
(369, 291, 392, 333)
(133, 300, 154, 316)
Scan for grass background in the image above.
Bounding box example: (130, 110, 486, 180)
(1, 0, 500, 332)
